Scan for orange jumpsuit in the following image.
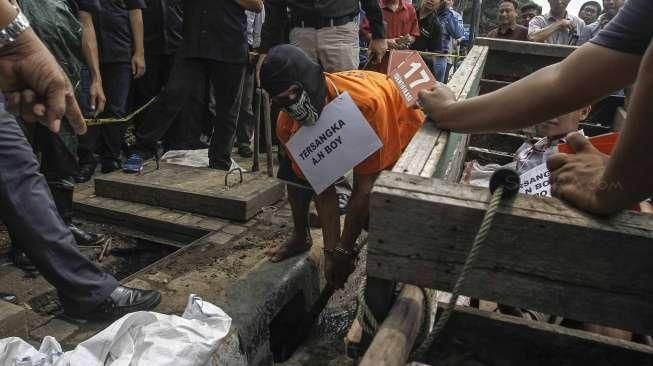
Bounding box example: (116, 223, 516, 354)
(277, 70, 425, 177)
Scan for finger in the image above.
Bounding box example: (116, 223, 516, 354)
(32, 103, 46, 118)
(546, 153, 570, 171)
(90, 91, 97, 111)
(132, 60, 137, 76)
(44, 77, 68, 133)
(96, 95, 106, 115)
(21, 89, 35, 105)
(5, 92, 21, 116)
(565, 132, 596, 154)
(64, 89, 87, 135)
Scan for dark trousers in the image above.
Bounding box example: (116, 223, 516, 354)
(23, 121, 79, 224)
(134, 57, 213, 153)
(136, 58, 245, 167)
(0, 105, 117, 313)
(130, 54, 175, 132)
(236, 67, 255, 145)
(78, 62, 132, 167)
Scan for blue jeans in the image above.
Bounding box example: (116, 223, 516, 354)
(434, 57, 448, 83)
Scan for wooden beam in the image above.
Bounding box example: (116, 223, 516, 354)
(475, 37, 577, 58)
(368, 171, 653, 335)
(392, 45, 488, 178)
(465, 146, 514, 165)
(430, 305, 653, 366)
(360, 285, 425, 366)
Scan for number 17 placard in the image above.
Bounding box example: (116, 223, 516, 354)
(387, 51, 438, 107)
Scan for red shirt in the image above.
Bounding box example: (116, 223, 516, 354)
(380, 0, 420, 39)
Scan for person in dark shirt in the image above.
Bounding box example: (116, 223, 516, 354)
(487, 0, 529, 41)
(412, 0, 443, 78)
(260, 0, 387, 71)
(519, 2, 542, 27)
(419, 0, 653, 216)
(130, 0, 182, 137)
(76, 0, 145, 179)
(126, 0, 263, 171)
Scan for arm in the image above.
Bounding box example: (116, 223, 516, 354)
(361, 0, 388, 63)
(529, 18, 568, 42)
(0, 2, 84, 133)
(128, 8, 145, 78)
(236, 0, 263, 13)
(418, 43, 641, 133)
(549, 42, 653, 214)
(79, 10, 105, 115)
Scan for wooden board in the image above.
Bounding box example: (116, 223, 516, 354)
(431, 305, 653, 366)
(465, 146, 514, 165)
(392, 45, 488, 178)
(469, 132, 528, 154)
(368, 171, 653, 335)
(94, 163, 285, 221)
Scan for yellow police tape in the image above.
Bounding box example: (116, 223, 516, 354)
(84, 96, 159, 126)
(359, 47, 464, 59)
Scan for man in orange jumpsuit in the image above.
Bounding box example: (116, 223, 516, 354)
(261, 45, 424, 288)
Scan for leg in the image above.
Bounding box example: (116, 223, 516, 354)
(434, 57, 447, 83)
(97, 63, 132, 171)
(267, 184, 314, 262)
(76, 66, 98, 181)
(0, 106, 118, 313)
(289, 26, 319, 64)
(208, 61, 245, 169)
(236, 68, 255, 157)
(316, 21, 359, 72)
(131, 55, 167, 130)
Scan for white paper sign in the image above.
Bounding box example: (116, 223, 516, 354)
(519, 163, 551, 197)
(285, 92, 383, 194)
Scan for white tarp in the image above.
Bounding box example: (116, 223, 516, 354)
(160, 150, 243, 172)
(0, 295, 234, 366)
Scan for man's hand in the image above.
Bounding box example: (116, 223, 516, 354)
(0, 29, 85, 134)
(417, 82, 457, 121)
(557, 19, 574, 31)
(547, 132, 615, 214)
(131, 52, 146, 78)
(324, 250, 356, 289)
(89, 79, 106, 116)
(367, 38, 387, 64)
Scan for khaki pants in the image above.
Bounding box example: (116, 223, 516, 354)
(289, 20, 359, 72)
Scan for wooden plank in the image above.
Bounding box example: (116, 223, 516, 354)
(360, 285, 424, 366)
(475, 37, 577, 58)
(479, 78, 511, 93)
(469, 132, 527, 154)
(94, 163, 285, 221)
(465, 146, 514, 165)
(392, 45, 488, 178)
(430, 305, 653, 366)
(368, 171, 653, 334)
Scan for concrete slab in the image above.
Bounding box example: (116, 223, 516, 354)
(94, 163, 285, 221)
(0, 301, 29, 339)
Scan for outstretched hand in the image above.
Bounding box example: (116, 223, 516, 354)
(547, 132, 615, 214)
(0, 29, 85, 134)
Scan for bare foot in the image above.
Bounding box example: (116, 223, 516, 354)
(266, 234, 311, 262)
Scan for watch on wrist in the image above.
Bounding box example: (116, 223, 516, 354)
(0, 7, 30, 49)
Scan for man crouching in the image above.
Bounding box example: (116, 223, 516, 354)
(260, 45, 425, 288)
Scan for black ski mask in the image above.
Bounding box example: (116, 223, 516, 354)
(261, 45, 326, 126)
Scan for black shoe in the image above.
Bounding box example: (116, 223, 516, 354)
(74, 163, 97, 183)
(69, 224, 106, 247)
(238, 144, 253, 158)
(78, 286, 161, 320)
(101, 160, 121, 174)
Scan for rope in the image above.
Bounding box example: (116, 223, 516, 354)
(85, 96, 159, 126)
(415, 186, 505, 358)
(356, 283, 381, 337)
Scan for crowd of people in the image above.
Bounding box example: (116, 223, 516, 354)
(1, 0, 652, 339)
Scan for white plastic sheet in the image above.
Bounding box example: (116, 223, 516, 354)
(0, 294, 233, 366)
(160, 150, 244, 172)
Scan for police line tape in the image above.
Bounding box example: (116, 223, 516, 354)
(84, 96, 159, 126)
(359, 47, 465, 59)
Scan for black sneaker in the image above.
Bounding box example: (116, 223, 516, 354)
(75, 285, 161, 320)
(74, 163, 97, 183)
(101, 160, 121, 174)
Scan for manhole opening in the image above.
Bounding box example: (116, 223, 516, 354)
(269, 291, 307, 362)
